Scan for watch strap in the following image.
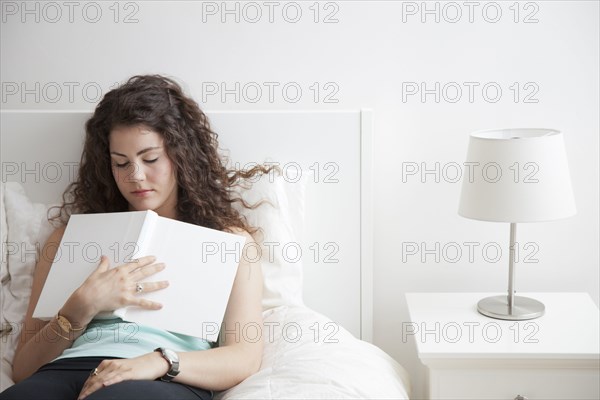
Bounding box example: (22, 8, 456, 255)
(154, 347, 180, 382)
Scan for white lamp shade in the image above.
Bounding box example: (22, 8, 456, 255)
(459, 128, 576, 222)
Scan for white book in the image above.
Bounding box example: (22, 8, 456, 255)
(33, 210, 246, 340)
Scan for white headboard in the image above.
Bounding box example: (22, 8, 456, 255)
(0, 110, 373, 341)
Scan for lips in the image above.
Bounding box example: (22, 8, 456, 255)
(131, 189, 154, 197)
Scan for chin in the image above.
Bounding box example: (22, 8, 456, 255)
(128, 199, 160, 212)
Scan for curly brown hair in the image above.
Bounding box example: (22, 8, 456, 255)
(52, 74, 271, 234)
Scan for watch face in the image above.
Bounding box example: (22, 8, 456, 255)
(56, 315, 70, 333)
(163, 348, 179, 362)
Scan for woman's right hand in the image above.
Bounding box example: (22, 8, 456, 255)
(63, 255, 169, 324)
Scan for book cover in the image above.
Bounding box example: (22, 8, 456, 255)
(33, 210, 246, 340)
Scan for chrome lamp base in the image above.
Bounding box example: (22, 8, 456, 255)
(477, 295, 545, 321)
(476, 223, 546, 321)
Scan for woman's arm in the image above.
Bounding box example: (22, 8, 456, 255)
(175, 229, 264, 389)
(78, 230, 264, 397)
(11, 226, 79, 382)
(12, 227, 169, 382)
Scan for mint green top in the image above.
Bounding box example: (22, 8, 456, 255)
(56, 317, 212, 360)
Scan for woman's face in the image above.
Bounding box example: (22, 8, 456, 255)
(109, 124, 178, 219)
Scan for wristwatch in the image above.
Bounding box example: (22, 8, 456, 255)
(154, 347, 180, 382)
(56, 312, 85, 334)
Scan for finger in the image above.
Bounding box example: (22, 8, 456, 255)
(131, 263, 166, 281)
(131, 255, 157, 265)
(95, 367, 127, 387)
(131, 297, 163, 310)
(101, 373, 124, 387)
(78, 360, 121, 399)
(133, 280, 169, 294)
(123, 255, 157, 272)
(78, 377, 103, 400)
(78, 378, 89, 399)
(95, 255, 111, 273)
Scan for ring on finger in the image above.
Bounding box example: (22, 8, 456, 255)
(90, 368, 99, 377)
(135, 283, 144, 293)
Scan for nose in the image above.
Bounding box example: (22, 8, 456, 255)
(127, 162, 146, 182)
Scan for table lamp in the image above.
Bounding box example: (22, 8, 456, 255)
(458, 128, 576, 320)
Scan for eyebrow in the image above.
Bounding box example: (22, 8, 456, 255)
(110, 147, 162, 157)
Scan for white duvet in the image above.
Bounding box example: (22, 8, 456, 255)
(217, 306, 410, 399)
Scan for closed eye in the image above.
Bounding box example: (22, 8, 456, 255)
(113, 158, 158, 168)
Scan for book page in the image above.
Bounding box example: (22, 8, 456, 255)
(120, 216, 246, 340)
(33, 211, 150, 319)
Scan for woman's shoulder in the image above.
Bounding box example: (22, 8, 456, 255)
(44, 224, 67, 246)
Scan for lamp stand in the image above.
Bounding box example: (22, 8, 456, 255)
(477, 223, 545, 320)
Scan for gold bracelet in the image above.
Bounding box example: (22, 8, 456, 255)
(48, 323, 72, 341)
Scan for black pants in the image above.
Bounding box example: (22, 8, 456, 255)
(0, 357, 212, 400)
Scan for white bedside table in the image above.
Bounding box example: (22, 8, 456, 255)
(405, 293, 600, 400)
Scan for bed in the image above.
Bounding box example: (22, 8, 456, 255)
(0, 110, 410, 398)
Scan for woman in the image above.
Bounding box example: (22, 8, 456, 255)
(1, 75, 266, 400)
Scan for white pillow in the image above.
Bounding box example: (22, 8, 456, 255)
(232, 174, 306, 310)
(1, 182, 54, 390)
(0, 184, 10, 391)
(0, 176, 307, 385)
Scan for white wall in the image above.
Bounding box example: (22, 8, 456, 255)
(2, 1, 598, 398)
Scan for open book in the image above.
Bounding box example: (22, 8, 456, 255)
(33, 210, 246, 340)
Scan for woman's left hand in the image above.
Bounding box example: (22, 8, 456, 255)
(78, 352, 168, 399)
